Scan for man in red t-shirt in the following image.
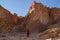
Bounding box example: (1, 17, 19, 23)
(26, 28, 30, 37)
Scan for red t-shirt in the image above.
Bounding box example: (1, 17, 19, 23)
(26, 29, 30, 32)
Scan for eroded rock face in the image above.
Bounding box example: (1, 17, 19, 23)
(0, 5, 14, 32)
(38, 23, 60, 39)
(28, 1, 49, 25)
(13, 16, 26, 32)
(0, 5, 12, 22)
(25, 1, 60, 32)
(50, 8, 60, 22)
(25, 1, 50, 32)
(0, 5, 26, 32)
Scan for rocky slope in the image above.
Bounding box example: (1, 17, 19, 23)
(38, 23, 60, 38)
(0, 5, 25, 32)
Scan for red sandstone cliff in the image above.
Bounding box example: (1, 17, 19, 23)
(25, 1, 60, 32)
(0, 5, 25, 32)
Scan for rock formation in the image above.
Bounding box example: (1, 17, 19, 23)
(38, 23, 60, 39)
(25, 1, 60, 32)
(25, 1, 50, 32)
(0, 5, 25, 32)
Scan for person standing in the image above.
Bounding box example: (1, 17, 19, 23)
(26, 28, 30, 37)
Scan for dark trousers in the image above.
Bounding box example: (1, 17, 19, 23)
(27, 32, 29, 37)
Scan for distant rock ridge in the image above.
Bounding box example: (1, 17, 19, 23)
(0, 1, 60, 33)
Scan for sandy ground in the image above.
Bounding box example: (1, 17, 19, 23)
(0, 33, 59, 40)
(0, 33, 40, 40)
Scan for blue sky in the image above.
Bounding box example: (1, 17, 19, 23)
(0, 0, 60, 16)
